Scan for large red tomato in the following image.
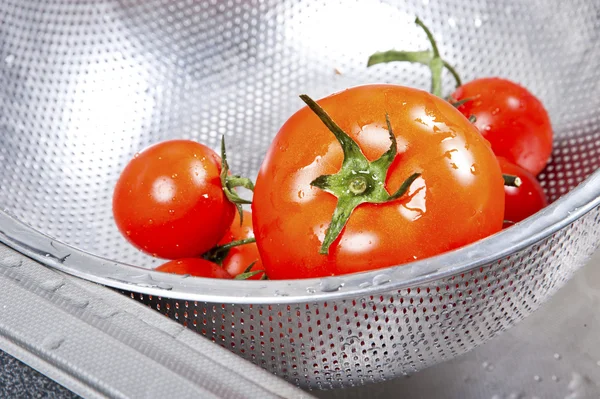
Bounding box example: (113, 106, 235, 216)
(156, 258, 233, 279)
(217, 210, 265, 280)
(498, 157, 548, 227)
(451, 78, 553, 175)
(253, 84, 505, 279)
(113, 140, 235, 259)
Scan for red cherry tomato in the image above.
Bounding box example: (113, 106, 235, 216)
(451, 78, 553, 175)
(253, 84, 505, 279)
(498, 157, 548, 228)
(156, 258, 233, 279)
(113, 140, 235, 259)
(218, 210, 265, 280)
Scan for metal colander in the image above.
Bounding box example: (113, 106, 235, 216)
(1, 0, 599, 390)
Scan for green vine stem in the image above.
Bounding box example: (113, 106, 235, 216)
(220, 136, 255, 224)
(203, 237, 256, 265)
(367, 17, 462, 97)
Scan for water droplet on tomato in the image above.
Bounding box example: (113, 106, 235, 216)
(126, 230, 131, 236)
(169, 209, 175, 215)
(297, 190, 304, 199)
(484, 126, 492, 132)
(133, 152, 140, 158)
(148, 219, 154, 225)
(491, 108, 500, 115)
(470, 164, 480, 175)
(171, 173, 178, 178)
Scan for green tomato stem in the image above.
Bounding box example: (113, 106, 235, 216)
(300, 94, 421, 255)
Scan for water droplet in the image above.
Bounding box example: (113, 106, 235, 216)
(202, 194, 209, 198)
(297, 190, 304, 199)
(306, 287, 316, 294)
(148, 219, 154, 225)
(42, 335, 65, 350)
(484, 125, 492, 132)
(171, 173, 178, 178)
(68, 297, 90, 309)
(491, 107, 500, 115)
(482, 361, 495, 371)
(359, 282, 371, 289)
(552, 375, 559, 382)
(554, 353, 561, 360)
(126, 230, 131, 236)
(319, 278, 344, 292)
(0, 256, 22, 268)
(274, 290, 289, 297)
(470, 164, 480, 175)
(133, 152, 140, 158)
(168, 210, 175, 215)
(40, 279, 65, 293)
(534, 375, 542, 382)
(372, 274, 391, 286)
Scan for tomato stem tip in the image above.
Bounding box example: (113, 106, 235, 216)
(503, 174, 522, 188)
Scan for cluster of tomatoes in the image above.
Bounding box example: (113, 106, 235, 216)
(112, 18, 551, 280)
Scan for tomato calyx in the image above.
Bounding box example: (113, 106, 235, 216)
(220, 136, 255, 223)
(300, 94, 421, 255)
(367, 17, 461, 97)
(502, 174, 522, 188)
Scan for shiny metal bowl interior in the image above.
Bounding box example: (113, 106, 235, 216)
(1, 0, 600, 389)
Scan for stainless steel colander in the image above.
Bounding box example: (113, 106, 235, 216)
(1, 0, 599, 390)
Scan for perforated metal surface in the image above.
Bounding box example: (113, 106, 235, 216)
(133, 206, 600, 389)
(1, 0, 600, 389)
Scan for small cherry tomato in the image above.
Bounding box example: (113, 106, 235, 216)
(113, 140, 235, 259)
(498, 157, 548, 228)
(156, 258, 233, 279)
(451, 78, 553, 175)
(218, 210, 265, 280)
(253, 84, 505, 279)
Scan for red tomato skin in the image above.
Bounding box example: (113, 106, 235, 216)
(253, 84, 505, 280)
(452, 78, 553, 176)
(156, 258, 233, 279)
(218, 210, 264, 280)
(498, 157, 548, 227)
(113, 140, 235, 259)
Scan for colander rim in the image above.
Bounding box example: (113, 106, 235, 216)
(0, 169, 599, 304)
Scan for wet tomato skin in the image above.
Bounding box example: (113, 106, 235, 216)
(498, 157, 548, 227)
(253, 84, 505, 280)
(113, 140, 235, 260)
(452, 78, 553, 176)
(156, 258, 233, 279)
